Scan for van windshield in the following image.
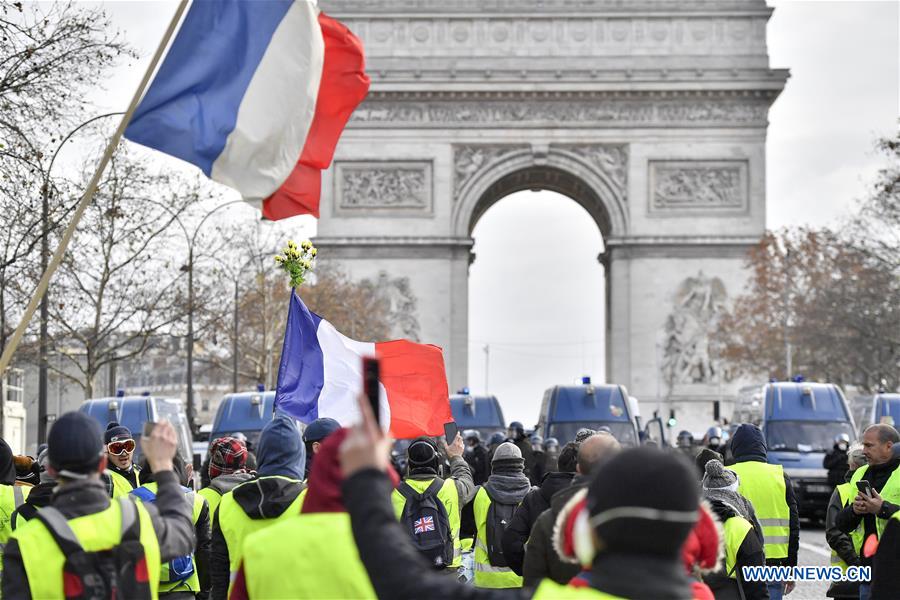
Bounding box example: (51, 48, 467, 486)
(766, 420, 854, 453)
(547, 422, 637, 447)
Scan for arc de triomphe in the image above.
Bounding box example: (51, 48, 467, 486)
(316, 0, 787, 428)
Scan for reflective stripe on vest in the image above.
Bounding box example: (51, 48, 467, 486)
(830, 482, 865, 571)
(391, 477, 463, 567)
(12, 497, 161, 599)
(723, 515, 753, 579)
(729, 462, 790, 559)
(134, 481, 205, 593)
(217, 476, 305, 576)
(109, 467, 142, 498)
(850, 465, 900, 539)
(472, 487, 523, 589)
(532, 579, 627, 599)
(0, 485, 30, 546)
(243, 512, 376, 599)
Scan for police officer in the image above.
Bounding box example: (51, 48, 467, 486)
(506, 422, 535, 481)
(2, 412, 194, 598)
(210, 413, 307, 600)
(105, 422, 142, 497)
(391, 434, 474, 572)
(463, 430, 490, 486)
(729, 423, 800, 600)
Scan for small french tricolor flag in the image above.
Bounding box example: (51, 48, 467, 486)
(124, 0, 369, 220)
(275, 291, 453, 439)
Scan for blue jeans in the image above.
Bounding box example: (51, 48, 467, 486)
(859, 582, 871, 600)
(766, 581, 784, 600)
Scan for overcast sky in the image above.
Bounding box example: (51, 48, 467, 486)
(92, 1, 898, 426)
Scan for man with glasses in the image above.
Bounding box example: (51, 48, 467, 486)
(105, 422, 142, 498)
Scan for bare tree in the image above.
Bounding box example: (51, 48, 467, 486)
(40, 146, 197, 397)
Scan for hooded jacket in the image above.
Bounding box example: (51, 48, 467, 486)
(210, 413, 306, 600)
(0, 439, 17, 485)
(730, 423, 800, 567)
(502, 471, 574, 575)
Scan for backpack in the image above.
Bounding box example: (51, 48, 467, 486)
(130, 486, 195, 584)
(483, 489, 518, 567)
(35, 498, 152, 600)
(398, 479, 454, 569)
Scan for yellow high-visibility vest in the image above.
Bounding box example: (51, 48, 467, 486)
(729, 461, 791, 559)
(109, 466, 142, 498)
(532, 579, 626, 599)
(723, 514, 754, 578)
(829, 482, 865, 572)
(472, 487, 523, 589)
(849, 465, 900, 539)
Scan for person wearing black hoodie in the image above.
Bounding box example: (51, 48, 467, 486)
(10, 448, 53, 530)
(501, 442, 577, 575)
(210, 412, 306, 600)
(728, 423, 800, 600)
(522, 433, 620, 587)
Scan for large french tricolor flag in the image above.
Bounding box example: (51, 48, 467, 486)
(124, 0, 369, 220)
(275, 291, 453, 439)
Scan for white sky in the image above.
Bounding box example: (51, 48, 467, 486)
(85, 1, 898, 425)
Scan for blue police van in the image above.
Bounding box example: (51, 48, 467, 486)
(210, 389, 277, 451)
(450, 392, 506, 442)
(80, 393, 193, 463)
(734, 381, 856, 519)
(536, 381, 661, 447)
(853, 392, 900, 435)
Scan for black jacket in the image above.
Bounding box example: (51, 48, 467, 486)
(701, 500, 768, 600)
(824, 447, 849, 489)
(9, 481, 55, 528)
(501, 471, 574, 575)
(523, 476, 589, 587)
(835, 457, 900, 567)
(530, 450, 546, 486)
(209, 475, 305, 600)
(826, 484, 859, 567)
(730, 424, 800, 567)
(513, 437, 536, 483)
(871, 515, 900, 600)
(464, 444, 491, 487)
(2, 471, 194, 600)
(342, 468, 695, 600)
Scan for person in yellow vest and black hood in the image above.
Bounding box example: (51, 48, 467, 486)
(728, 423, 800, 600)
(825, 444, 866, 599)
(2, 412, 194, 599)
(105, 422, 142, 498)
(835, 424, 900, 600)
(209, 412, 306, 600)
(0, 438, 29, 546)
(337, 392, 709, 600)
(869, 443, 900, 600)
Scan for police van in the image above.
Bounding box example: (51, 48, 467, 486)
(853, 392, 900, 436)
(210, 389, 276, 451)
(536, 380, 664, 447)
(80, 393, 194, 464)
(450, 391, 506, 442)
(733, 381, 856, 519)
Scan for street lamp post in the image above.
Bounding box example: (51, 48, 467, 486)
(36, 112, 122, 444)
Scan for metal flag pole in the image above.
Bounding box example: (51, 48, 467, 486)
(0, 0, 190, 378)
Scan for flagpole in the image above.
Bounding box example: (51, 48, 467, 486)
(0, 0, 190, 379)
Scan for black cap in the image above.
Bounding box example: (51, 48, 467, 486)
(407, 437, 439, 467)
(104, 421, 133, 444)
(49, 412, 104, 478)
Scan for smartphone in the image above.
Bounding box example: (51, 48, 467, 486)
(444, 422, 459, 445)
(856, 480, 873, 498)
(362, 356, 381, 426)
(142, 421, 157, 437)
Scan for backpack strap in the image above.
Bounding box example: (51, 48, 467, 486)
(399, 478, 445, 502)
(34, 506, 84, 557)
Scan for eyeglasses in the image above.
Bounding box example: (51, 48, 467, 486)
(107, 439, 135, 456)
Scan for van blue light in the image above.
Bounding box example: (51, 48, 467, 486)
(582, 376, 591, 385)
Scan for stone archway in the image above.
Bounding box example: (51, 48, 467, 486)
(314, 0, 786, 433)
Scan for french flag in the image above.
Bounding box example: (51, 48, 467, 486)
(275, 291, 453, 439)
(124, 0, 369, 220)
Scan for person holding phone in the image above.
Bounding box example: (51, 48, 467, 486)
(836, 424, 900, 600)
(105, 421, 142, 498)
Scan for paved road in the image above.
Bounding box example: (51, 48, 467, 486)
(791, 522, 832, 599)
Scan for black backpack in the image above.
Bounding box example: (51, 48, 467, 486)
(35, 498, 152, 600)
(484, 489, 518, 567)
(398, 479, 454, 569)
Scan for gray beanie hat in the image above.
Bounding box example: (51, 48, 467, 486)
(492, 442, 522, 463)
(702, 459, 738, 490)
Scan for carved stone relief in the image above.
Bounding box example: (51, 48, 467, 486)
(335, 162, 433, 216)
(662, 272, 729, 388)
(650, 161, 748, 213)
(350, 96, 770, 128)
(453, 145, 525, 201)
(360, 271, 421, 341)
(559, 145, 628, 193)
